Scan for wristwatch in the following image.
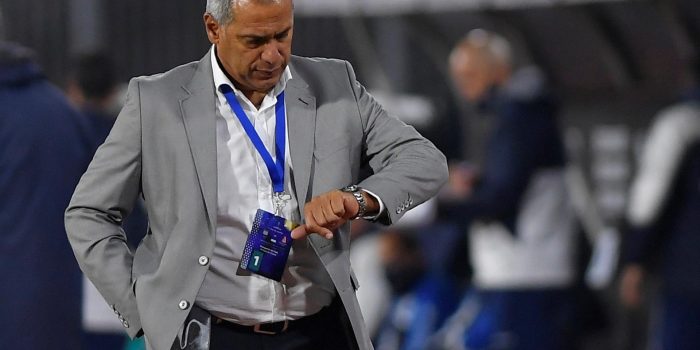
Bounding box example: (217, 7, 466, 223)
(340, 185, 366, 220)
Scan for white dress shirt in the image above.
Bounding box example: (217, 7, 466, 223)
(195, 46, 335, 325)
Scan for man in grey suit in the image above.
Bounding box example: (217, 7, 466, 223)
(65, 0, 447, 349)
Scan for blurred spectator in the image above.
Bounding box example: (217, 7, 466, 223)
(374, 229, 458, 350)
(619, 72, 700, 350)
(65, 52, 148, 350)
(351, 199, 448, 340)
(350, 224, 392, 338)
(0, 41, 91, 349)
(438, 29, 579, 349)
(66, 52, 122, 154)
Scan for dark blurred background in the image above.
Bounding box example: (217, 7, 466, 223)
(2, 0, 699, 349)
(3, 0, 698, 227)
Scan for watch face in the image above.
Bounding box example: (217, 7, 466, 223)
(342, 185, 358, 192)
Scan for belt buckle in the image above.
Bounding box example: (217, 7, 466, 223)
(253, 320, 288, 335)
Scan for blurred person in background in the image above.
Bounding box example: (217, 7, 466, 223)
(66, 53, 124, 153)
(374, 228, 458, 350)
(64, 0, 447, 349)
(348, 219, 392, 339)
(350, 198, 449, 342)
(0, 41, 91, 349)
(66, 52, 149, 350)
(619, 62, 700, 350)
(438, 29, 579, 350)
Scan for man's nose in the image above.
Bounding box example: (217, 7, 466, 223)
(261, 44, 283, 65)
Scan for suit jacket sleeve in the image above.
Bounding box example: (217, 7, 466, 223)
(344, 61, 448, 224)
(65, 78, 144, 338)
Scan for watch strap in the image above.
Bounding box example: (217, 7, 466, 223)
(341, 185, 367, 220)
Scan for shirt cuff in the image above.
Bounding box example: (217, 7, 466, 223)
(360, 189, 385, 221)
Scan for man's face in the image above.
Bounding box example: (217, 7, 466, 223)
(205, 0, 293, 95)
(450, 47, 494, 103)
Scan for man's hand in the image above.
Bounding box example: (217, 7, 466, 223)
(619, 264, 645, 308)
(291, 190, 378, 240)
(441, 162, 478, 201)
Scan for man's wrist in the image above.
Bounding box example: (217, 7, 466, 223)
(340, 185, 366, 219)
(360, 190, 381, 219)
(340, 185, 383, 220)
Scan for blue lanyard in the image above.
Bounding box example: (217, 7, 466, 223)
(220, 85, 286, 194)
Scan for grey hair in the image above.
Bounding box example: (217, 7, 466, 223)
(206, 0, 232, 24)
(450, 29, 513, 68)
(206, 0, 287, 25)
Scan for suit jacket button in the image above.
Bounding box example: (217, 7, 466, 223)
(198, 256, 209, 266)
(179, 300, 190, 310)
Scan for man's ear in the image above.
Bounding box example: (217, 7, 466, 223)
(203, 13, 221, 44)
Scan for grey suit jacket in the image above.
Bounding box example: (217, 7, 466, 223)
(65, 52, 448, 350)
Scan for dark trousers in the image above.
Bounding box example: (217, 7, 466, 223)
(465, 289, 576, 350)
(656, 294, 700, 350)
(210, 297, 359, 350)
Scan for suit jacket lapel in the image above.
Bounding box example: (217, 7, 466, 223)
(176, 55, 317, 233)
(286, 68, 330, 252)
(179, 52, 218, 232)
(285, 68, 317, 217)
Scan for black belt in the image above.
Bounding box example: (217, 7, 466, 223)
(211, 305, 331, 335)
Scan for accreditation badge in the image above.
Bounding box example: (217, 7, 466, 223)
(240, 209, 297, 282)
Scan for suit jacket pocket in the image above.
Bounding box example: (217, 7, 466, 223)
(350, 269, 360, 291)
(171, 305, 211, 350)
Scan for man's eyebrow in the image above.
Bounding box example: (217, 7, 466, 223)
(238, 26, 292, 40)
(275, 27, 292, 35)
(239, 34, 267, 41)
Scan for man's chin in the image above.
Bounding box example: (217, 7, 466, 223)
(252, 78, 281, 93)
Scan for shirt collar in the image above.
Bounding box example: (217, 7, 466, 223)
(210, 45, 291, 102)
